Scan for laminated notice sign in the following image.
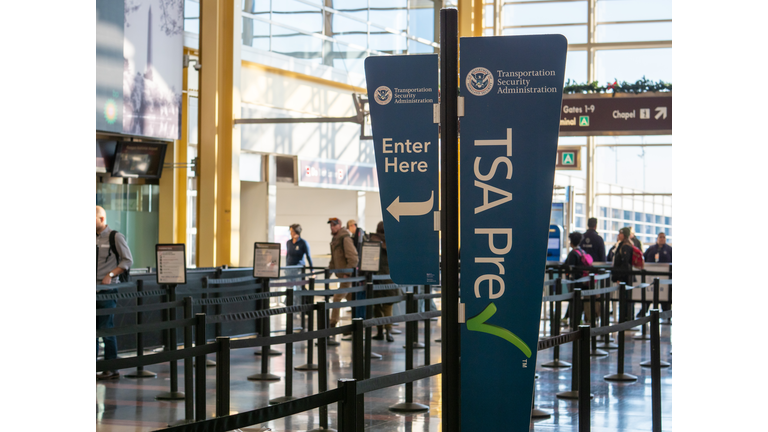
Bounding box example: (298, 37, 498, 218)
(360, 241, 382, 273)
(459, 35, 567, 432)
(254, 243, 281, 279)
(156, 244, 186, 285)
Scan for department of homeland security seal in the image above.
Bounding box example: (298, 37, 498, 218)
(466, 67, 493, 96)
(374, 86, 393, 105)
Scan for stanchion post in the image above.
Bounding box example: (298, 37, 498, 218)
(557, 289, 592, 400)
(653, 277, 660, 311)
(157, 284, 185, 400)
(389, 292, 429, 413)
(295, 300, 318, 371)
(604, 282, 637, 382)
(126, 280, 157, 378)
(352, 318, 364, 380)
(183, 297, 194, 421)
(578, 325, 591, 432)
(588, 274, 607, 357)
(651, 309, 662, 432)
(364, 282, 374, 378)
(338, 379, 359, 432)
(440, 8, 460, 431)
(317, 302, 330, 430)
(215, 336, 230, 418)
(270, 290, 297, 404)
(543, 278, 571, 368)
(195, 313, 207, 422)
(424, 285, 432, 365)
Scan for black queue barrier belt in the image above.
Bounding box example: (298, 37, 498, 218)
(178, 284, 265, 296)
(581, 285, 620, 297)
(413, 293, 442, 300)
(297, 285, 368, 297)
(97, 317, 198, 338)
(573, 273, 612, 284)
(364, 310, 441, 328)
(155, 388, 344, 432)
(207, 304, 315, 325)
(192, 291, 289, 306)
(372, 283, 400, 291)
(311, 275, 367, 285)
(230, 324, 354, 350)
(357, 363, 442, 395)
(206, 275, 261, 285)
(96, 288, 167, 301)
(537, 330, 581, 351)
(625, 283, 651, 291)
(326, 295, 407, 310)
(542, 291, 575, 303)
(97, 342, 216, 372)
(590, 316, 653, 337)
(269, 280, 311, 288)
(96, 299, 186, 316)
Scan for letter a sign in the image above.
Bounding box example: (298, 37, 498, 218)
(459, 35, 567, 432)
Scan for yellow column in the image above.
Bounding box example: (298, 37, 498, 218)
(197, 0, 240, 267)
(197, 0, 220, 267)
(458, 0, 484, 38)
(158, 140, 176, 244)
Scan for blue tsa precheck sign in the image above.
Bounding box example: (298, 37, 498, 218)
(364, 54, 439, 285)
(459, 35, 567, 432)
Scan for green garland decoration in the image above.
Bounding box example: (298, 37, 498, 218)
(563, 76, 671, 96)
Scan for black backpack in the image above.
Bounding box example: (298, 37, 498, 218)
(109, 230, 131, 283)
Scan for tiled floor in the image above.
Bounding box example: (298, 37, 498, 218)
(97, 310, 672, 431)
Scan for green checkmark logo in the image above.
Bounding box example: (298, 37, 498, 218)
(466, 303, 532, 358)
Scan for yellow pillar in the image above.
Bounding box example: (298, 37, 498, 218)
(458, 0, 484, 38)
(197, 0, 240, 267)
(158, 140, 176, 244)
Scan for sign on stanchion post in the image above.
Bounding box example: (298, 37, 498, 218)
(459, 34, 567, 431)
(155, 244, 187, 401)
(250, 243, 282, 381)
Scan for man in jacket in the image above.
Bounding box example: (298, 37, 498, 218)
(96, 205, 133, 380)
(644, 232, 672, 263)
(328, 217, 359, 328)
(580, 217, 606, 262)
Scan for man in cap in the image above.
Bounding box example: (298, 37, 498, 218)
(327, 217, 359, 328)
(346, 219, 365, 257)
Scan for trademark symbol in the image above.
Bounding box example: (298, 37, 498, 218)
(522, 359, 528, 368)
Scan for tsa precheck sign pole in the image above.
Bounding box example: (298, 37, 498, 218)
(364, 54, 440, 285)
(459, 34, 567, 431)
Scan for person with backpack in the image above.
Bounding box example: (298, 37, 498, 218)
(327, 217, 359, 330)
(96, 205, 133, 380)
(565, 232, 598, 323)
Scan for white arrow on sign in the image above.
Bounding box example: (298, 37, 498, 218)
(387, 191, 434, 222)
(655, 106, 668, 120)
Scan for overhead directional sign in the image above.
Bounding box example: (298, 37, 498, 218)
(559, 93, 672, 136)
(364, 54, 439, 285)
(556, 146, 581, 170)
(459, 35, 567, 432)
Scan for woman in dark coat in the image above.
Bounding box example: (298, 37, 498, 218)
(369, 221, 401, 342)
(611, 227, 635, 286)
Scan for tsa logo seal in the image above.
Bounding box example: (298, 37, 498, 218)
(374, 86, 393, 105)
(466, 67, 493, 96)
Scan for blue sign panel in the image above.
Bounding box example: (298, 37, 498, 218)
(459, 35, 567, 431)
(548, 224, 563, 261)
(364, 54, 439, 285)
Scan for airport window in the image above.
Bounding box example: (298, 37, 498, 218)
(635, 212, 643, 222)
(624, 210, 632, 221)
(575, 216, 584, 228)
(645, 213, 653, 223)
(611, 221, 619, 231)
(665, 216, 672, 225)
(612, 208, 621, 219)
(600, 207, 608, 217)
(575, 203, 584, 215)
(635, 224, 643, 234)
